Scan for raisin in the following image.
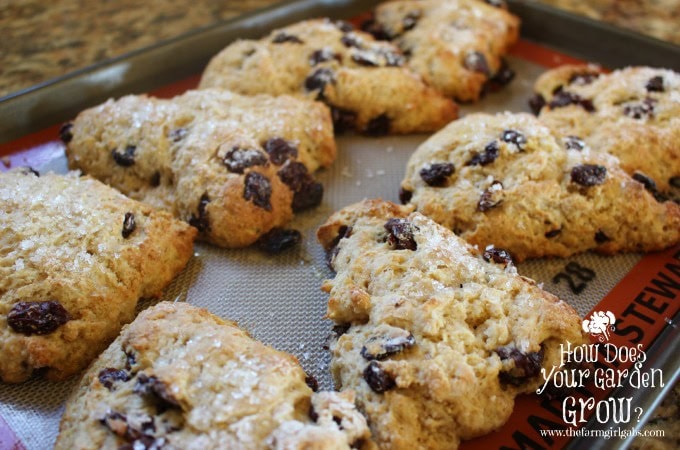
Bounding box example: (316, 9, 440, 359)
(564, 136, 585, 151)
(568, 72, 600, 85)
(257, 228, 301, 253)
(125, 351, 137, 371)
(528, 93, 546, 115)
(293, 181, 324, 212)
(364, 114, 391, 136)
(244, 172, 272, 210)
(309, 405, 319, 422)
(545, 228, 562, 238)
(264, 138, 298, 165)
(485, 59, 515, 92)
(326, 226, 352, 269)
(335, 20, 354, 32)
(20, 167, 40, 177)
(112, 145, 136, 167)
(304, 68, 336, 99)
(384, 218, 419, 251)
(496, 346, 544, 385)
(272, 32, 303, 44)
(310, 48, 339, 66)
(363, 361, 395, 393)
(277, 161, 309, 191)
(646, 76, 664, 92)
(98, 368, 131, 390)
(549, 89, 595, 112)
(483, 245, 513, 266)
(419, 162, 454, 186)
(341, 33, 363, 49)
(122, 212, 136, 238)
(188, 193, 210, 232)
(484, 0, 506, 7)
(150, 171, 161, 187)
(632, 172, 658, 192)
(623, 97, 656, 120)
(223, 147, 268, 173)
(168, 128, 187, 142)
(402, 11, 421, 31)
(595, 230, 611, 244)
(464, 51, 490, 76)
(351, 50, 380, 67)
(670, 176, 680, 188)
(100, 410, 129, 437)
(333, 323, 351, 337)
(478, 183, 503, 211)
(134, 374, 180, 408)
(501, 130, 526, 151)
(360, 19, 392, 40)
(305, 374, 319, 392)
(361, 329, 415, 360)
(59, 122, 74, 144)
(467, 141, 500, 166)
(7, 301, 71, 336)
(331, 107, 357, 133)
(571, 164, 607, 186)
(399, 188, 413, 204)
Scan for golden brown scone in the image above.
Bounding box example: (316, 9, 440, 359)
(317, 199, 588, 450)
(199, 18, 458, 135)
(55, 302, 374, 450)
(0, 170, 195, 383)
(64, 89, 335, 248)
(531, 65, 680, 195)
(400, 112, 680, 261)
(370, 0, 520, 102)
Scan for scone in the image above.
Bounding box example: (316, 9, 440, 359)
(399, 112, 680, 261)
(55, 302, 374, 450)
(199, 18, 458, 135)
(0, 170, 196, 383)
(369, 0, 520, 102)
(64, 89, 335, 248)
(531, 64, 680, 195)
(317, 199, 588, 450)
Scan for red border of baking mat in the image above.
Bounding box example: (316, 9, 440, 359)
(1, 37, 678, 450)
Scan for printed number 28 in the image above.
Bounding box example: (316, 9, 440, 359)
(552, 262, 596, 294)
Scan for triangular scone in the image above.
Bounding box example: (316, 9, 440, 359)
(369, 0, 520, 102)
(64, 89, 335, 248)
(199, 19, 458, 135)
(55, 302, 374, 450)
(400, 112, 679, 261)
(0, 171, 195, 383)
(531, 64, 680, 195)
(317, 199, 587, 450)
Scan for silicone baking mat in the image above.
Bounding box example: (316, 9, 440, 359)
(1, 19, 678, 450)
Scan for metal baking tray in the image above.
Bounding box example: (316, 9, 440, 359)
(1, 1, 678, 449)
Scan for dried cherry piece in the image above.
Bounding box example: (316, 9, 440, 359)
(59, 122, 74, 144)
(98, 368, 131, 390)
(564, 136, 585, 151)
(122, 212, 136, 238)
(257, 228, 301, 253)
(399, 188, 413, 204)
(549, 89, 595, 112)
(501, 130, 526, 150)
(223, 147, 268, 173)
(384, 218, 419, 251)
(244, 172, 272, 211)
(272, 32, 304, 44)
(645, 76, 664, 92)
(361, 329, 415, 360)
(365, 114, 391, 136)
(363, 361, 396, 393)
(467, 141, 499, 166)
(528, 93, 546, 115)
(464, 51, 490, 76)
(570, 164, 607, 186)
(419, 162, 454, 186)
(264, 138, 298, 166)
(483, 245, 513, 266)
(623, 98, 656, 120)
(304, 68, 336, 99)
(112, 145, 136, 167)
(7, 301, 71, 336)
(189, 193, 210, 232)
(496, 346, 544, 385)
(331, 107, 357, 133)
(310, 48, 340, 66)
(595, 230, 611, 244)
(402, 11, 421, 31)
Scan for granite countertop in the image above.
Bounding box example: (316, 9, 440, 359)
(0, 1, 678, 449)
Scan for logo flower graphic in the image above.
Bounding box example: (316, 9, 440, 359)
(582, 311, 616, 342)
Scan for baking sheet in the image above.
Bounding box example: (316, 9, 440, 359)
(1, 1, 679, 449)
